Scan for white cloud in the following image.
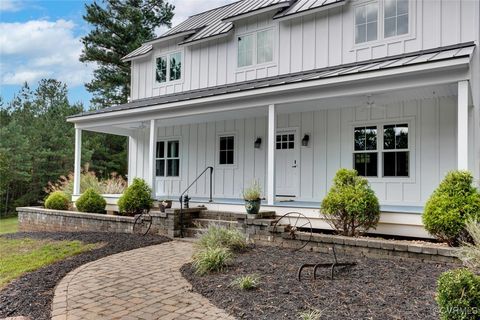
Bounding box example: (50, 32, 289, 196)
(0, 0, 22, 12)
(0, 19, 93, 87)
(156, 0, 235, 35)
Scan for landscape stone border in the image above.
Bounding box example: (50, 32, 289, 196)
(17, 206, 460, 264)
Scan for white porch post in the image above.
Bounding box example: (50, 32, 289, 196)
(458, 80, 469, 170)
(73, 128, 82, 195)
(148, 119, 157, 197)
(267, 104, 276, 205)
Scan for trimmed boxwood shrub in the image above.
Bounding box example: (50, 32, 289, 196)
(423, 170, 480, 246)
(437, 268, 480, 320)
(117, 178, 153, 216)
(321, 168, 380, 236)
(44, 191, 70, 210)
(75, 188, 106, 214)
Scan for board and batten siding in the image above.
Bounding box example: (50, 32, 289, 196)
(130, 0, 479, 100)
(127, 96, 459, 206)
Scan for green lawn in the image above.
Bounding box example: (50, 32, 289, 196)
(0, 237, 97, 289)
(0, 216, 18, 234)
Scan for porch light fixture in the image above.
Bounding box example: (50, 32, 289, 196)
(301, 134, 310, 147)
(254, 137, 262, 149)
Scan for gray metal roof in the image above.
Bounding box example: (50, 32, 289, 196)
(274, 0, 346, 20)
(122, 0, 347, 61)
(91, 42, 474, 120)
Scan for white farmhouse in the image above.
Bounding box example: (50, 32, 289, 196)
(68, 0, 480, 238)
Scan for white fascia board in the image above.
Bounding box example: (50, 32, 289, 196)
(274, 1, 347, 22)
(69, 57, 471, 126)
(222, 3, 292, 23)
(144, 30, 199, 46)
(179, 30, 232, 46)
(74, 123, 135, 136)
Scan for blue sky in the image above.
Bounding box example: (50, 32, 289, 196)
(0, 0, 232, 109)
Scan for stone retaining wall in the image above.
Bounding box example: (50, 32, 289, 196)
(239, 217, 460, 264)
(17, 207, 135, 233)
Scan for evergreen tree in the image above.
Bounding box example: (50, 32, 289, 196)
(80, 0, 174, 108)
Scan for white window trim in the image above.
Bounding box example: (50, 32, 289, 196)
(215, 132, 238, 168)
(351, 0, 415, 50)
(153, 50, 184, 88)
(351, 118, 415, 183)
(155, 137, 182, 181)
(236, 26, 277, 71)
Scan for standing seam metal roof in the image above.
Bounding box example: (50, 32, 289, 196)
(79, 42, 475, 119)
(122, 0, 349, 61)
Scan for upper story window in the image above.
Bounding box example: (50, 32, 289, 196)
(155, 52, 182, 84)
(384, 0, 409, 38)
(355, 3, 378, 44)
(354, 0, 409, 45)
(237, 29, 274, 68)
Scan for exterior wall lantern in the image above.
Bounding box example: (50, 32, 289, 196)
(254, 137, 262, 149)
(301, 134, 310, 147)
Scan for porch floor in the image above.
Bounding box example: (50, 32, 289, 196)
(158, 196, 424, 214)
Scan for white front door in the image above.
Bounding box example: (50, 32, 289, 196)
(275, 129, 299, 197)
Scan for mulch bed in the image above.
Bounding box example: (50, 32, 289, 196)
(0, 232, 170, 320)
(181, 245, 456, 320)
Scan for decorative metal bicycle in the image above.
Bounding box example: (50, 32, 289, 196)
(272, 211, 313, 251)
(132, 210, 152, 235)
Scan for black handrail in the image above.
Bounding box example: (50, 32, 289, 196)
(179, 166, 213, 238)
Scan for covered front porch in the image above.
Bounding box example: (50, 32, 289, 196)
(68, 43, 476, 238)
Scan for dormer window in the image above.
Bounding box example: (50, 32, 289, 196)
(155, 52, 182, 84)
(355, 3, 378, 44)
(384, 0, 409, 38)
(237, 28, 274, 68)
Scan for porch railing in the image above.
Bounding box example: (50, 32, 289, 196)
(178, 166, 214, 238)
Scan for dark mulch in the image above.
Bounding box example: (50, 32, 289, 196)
(0, 232, 170, 320)
(181, 245, 455, 320)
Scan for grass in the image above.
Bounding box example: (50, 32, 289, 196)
(192, 246, 233, 275)
(298, 309, 323, 320)
(197, 225, 247, 251)
(0, 216, 18, 234)
(0, 237, 97, 289)
(230, 274, 261, 290)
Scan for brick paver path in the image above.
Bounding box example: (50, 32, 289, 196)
(51, 241, 234, 320)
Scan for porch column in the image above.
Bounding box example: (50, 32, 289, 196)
(148, 119, 157, 197)
(73, 128, 82, 195)
(267, 104, 276, 205)
(457, 80, 469, 170)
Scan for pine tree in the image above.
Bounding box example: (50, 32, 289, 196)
(80, 0, 174, 108)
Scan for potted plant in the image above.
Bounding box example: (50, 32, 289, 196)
(159, 199, 173, 213)
(242, 180, 262, 215)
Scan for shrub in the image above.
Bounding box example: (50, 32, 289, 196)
(192, 246, 232, 275)
(230, 274, 261, 290)
(436, 268, 480, 320)
(117, 178, 153, 216)
(242, 180, 262, 200)
(75, 188, 106, 214)
(423, 170, 480, 246)
(44, 191, 70, 210)
(197, 225, 247, 251)
(298, 309, 323, 320)
(321, 168, 380, 236)
(459, 220, 480, 273)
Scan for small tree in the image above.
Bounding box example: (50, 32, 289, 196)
(422, 171, 480, 246)
(321, 168, 380, 236)
(117, 178, 153, 216)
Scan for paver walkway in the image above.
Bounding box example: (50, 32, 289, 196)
(51, 241, 235, 320)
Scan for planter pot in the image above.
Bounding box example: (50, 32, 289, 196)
(244, 199, 261, 215)
(159, 200, 173, 213)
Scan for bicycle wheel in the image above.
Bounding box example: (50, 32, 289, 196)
(133, 213, 152, 235)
